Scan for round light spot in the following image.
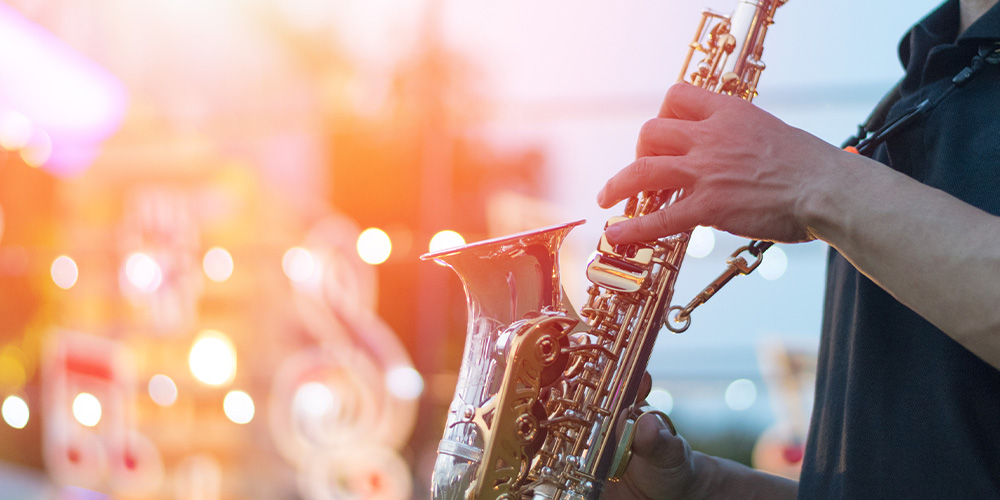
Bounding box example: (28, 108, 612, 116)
(189, 331, 236, 386)
(51, 255, 79, 290)
(20, 130, 52, 167)
(293, 381, 338, 419)
(724, 378, 757, 411)
(757, 246, 788, 281)
(72, 393, 102, 427)
(148, 374, 178, 407)
(203, 247, 234, 282)
(685, 226, 715, 259)
(357, 228, 392, 265)
(223, 390, 254, 424)
(428, 230, 466, 254)
(124, 252, 163, 292)
(2, 395, 29, 429)
(0, 110, 32, 150)
(385, 366, 424, 400)
(646, 388, 674, 415)
(282, 247, 317, 283)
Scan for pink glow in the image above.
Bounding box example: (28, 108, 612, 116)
(0, 3, 127, 175)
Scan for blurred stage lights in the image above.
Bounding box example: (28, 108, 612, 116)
(148, 374, 178, 407)
(293, 381, 338, 419)
(646, 388, 674, 415)
(189, 331, 237, 386)
(20, 130, 52, 168)
(124, 252, 163, 292)
(686, 226, 716, 259)
(282, 247, 318, 283)
(223, 390, 254, 424)
(203, 247, 234, 283)
(50, 255, 79, 289)
(758, 246, 788, 281)
(357, 228, 391, 265)
(72, 392, 102, 427)
(385, 366, 423, 400)
(428, 230, 465, 253)
(725, 378, 758, 411)
(2, 395, 29, 429)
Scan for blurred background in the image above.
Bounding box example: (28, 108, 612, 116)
(0, 0, 940, 498)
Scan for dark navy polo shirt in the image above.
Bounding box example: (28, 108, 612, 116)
(799, 1, 1000, 498)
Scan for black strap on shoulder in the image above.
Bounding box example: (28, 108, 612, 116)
(841, 41, 1000, 155)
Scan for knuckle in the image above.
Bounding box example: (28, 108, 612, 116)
(627, 157, 656, 186)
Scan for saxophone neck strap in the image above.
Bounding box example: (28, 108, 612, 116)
(842, 41, 1000, 155)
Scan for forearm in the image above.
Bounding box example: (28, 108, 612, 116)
(800, 151, 1000, 368)
(692, 452, 798, 500)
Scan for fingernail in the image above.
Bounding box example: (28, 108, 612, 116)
(596, 188, 607, 206)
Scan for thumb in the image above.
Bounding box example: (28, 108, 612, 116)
(630, 412, 689, 470)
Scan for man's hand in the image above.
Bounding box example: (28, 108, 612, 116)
(597, 82, 854, 245)
(601, 411, 700, 500)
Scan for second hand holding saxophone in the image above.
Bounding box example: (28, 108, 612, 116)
(424, 1, 788, 499)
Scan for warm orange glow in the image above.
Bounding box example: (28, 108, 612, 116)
(50, 255, 79, 289)
(428, 230, 465, 253)
(357, 228, 392, 265)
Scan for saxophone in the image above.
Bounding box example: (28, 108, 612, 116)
(424, 2, 787, 499)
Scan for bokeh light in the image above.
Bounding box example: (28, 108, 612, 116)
(2, 395, 29, 429)
(758, 246, 788, 281)
(148, 374, 178, 407)
(646, 388, 674, 415)
(293, 381, 338, 419)
(189, 330, 237, 386)
(72, 392, 102, 427)
(124, 252, 163, 292)
(223, 390, 254, 424)
(428, 230, 465, 253)
(0, 110, 32, 150)
(357, 228, 392, 265)
(385, 366, 424, 400)
(686, 226, 715, 258)
(203, 247, 234, 282)
(282, 247, 317, 283)
(19, 129, 52, 167)
(51, 255, 79, 289)
(724, 378, 758, 411)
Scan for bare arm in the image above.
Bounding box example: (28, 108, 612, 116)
(598, 83, 1000, 370)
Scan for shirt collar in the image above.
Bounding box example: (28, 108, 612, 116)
(959, 0, 1000, 41)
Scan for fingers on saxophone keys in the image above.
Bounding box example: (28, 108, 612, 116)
(597, 156, 691, 209)
(604, 200, 698, 245)
(658, 81, 736, 121)
(636, 118, 695, 158)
